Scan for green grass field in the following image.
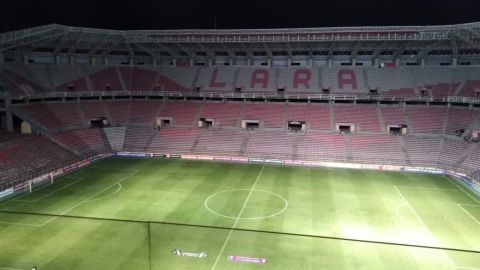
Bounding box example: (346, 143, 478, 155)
(0, 157, 480, 270)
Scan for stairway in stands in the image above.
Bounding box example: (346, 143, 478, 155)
(345, 134, 353, 162)
(376, 106, 386, 132)
(103, 127, 126, 152)
(454, 143, 478, 168)
(398, 136, 412, 165)
(239, 131, 250, 155)
(100, 129, 113, 152)
(292, 133, 300, 160)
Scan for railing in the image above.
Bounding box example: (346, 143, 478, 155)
(5, 90, 480, 104)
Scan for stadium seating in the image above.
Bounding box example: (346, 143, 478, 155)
(159, 101, 202, 125)
(89, 67, 123, 91)
(51, 129, 109, 157)
(123, 126, 156, 152)
(194, 128, 243, 155)
(128, 100, 161, 123)
(406, 106, 448, 134)
(297, 132, 347, 162)
(0, 137, 79, 185)
(445, 108, 478, 136)
(196, 68, 235, 91)
(243, 103, 285, 128)
(245, 130, 295, 159)
(118, 67, 158, 91)
(200, 102, 242, 126)
(334, 104, 381, 132)
(105, 101, 131, 124)
(350, 134, 405, 165)
(148, 127, 198, 153)
(459, 80, 480, 97)
(4, 63, 480, 97)
(403, 136, 442, 167)
(286, 104, 330, 130)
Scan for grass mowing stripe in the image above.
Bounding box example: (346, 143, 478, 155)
(394, 186, 429, 230)
(210, 164, 265, 270)
(395, 185, 457, 268)
(57, 170, 139, 215)
(14, 177, 86, 203)
(444, 176, 480, 205)
(148, 222, 152, 270)
(27, 169, 139, 227)
(1, 209, 480, 255)
(457, 204, 480, 225)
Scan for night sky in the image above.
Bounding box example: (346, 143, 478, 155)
(1, 0, 480, 32)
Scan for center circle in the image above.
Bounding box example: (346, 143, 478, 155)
(204, 189, 288, 220)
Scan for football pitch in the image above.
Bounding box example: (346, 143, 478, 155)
(0, 157, 480, 270)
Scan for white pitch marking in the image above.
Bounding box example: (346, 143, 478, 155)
(210, 165, 265, 270)
(204, 189, 288, 220)
(0, 170, 139, 227)
(84, 183, 122, 203)
(38, 169, 140, 226)
(89, 166, 139, 172)
(457, 204, 480, 225)
(394, 186, 429, 230)
(444, 176, 480, 205)
(459, 204, 480, 207)
(394, 185, 460, 191)
(395, 205, 418, 227)
(395, 186, 460, 269)
(14, 178, 86, 203)
(0, 267, 26, 270)
(0, 221, 43, 227)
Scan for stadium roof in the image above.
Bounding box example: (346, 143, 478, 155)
(1, 22, 480, 58)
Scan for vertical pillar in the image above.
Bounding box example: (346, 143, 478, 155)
(129, 58, 134, 66)
(421, 58, 426, 68)
(104, 56, 109, 66)
(374, 58, 379, 67)
(55, 55, 61, 66)
(5, 99, 13, 132)
(267, 58, 271, 67)
(152, 58, 157, 67)
(189, 58, 194, 67)
(452, 57, 457, 67)
(247, 58, 252, 66)
(287, 57, 292, 67)
(0, 51, 4, 63)
(208, 58, 212, 67)
(23, 54, 29, 65)
(395, 58, 400, 67)
(352, 58, 357, 66)
(172, 58, 177, 67)
(308, 58, 313, 67)
(229, 58, 233, 66)
(90, 56, 96, 66)
(328, 58, 333, 67)
(69, 55, 75, 66)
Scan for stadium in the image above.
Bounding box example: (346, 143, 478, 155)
(0, 19, 480, 270)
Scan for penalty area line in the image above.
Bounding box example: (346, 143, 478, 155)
(0, 170, 139, 228)
(457, 204, 480, 226)
(444, 176, 480, 205)
(14, 177, 86, 203)
(394, 186, 429, 230)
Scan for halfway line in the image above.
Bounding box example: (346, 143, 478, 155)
(210, 165, 265, 270)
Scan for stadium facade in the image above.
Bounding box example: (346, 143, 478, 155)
(0, 23, 479, 195)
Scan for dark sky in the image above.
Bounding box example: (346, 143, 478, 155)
(1, 0, 480, 32)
